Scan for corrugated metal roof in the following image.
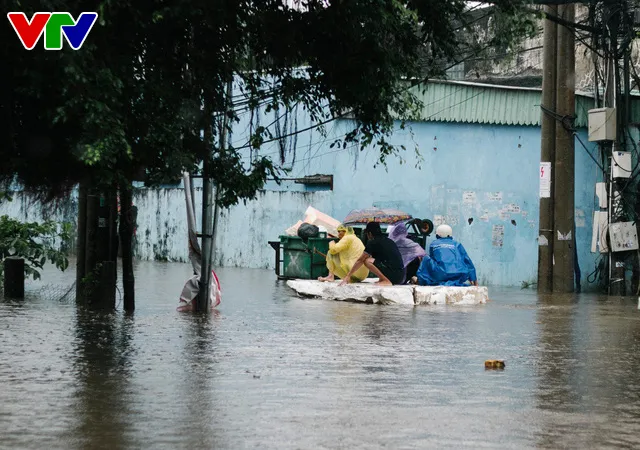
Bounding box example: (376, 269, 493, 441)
(410, 80, 640, 127)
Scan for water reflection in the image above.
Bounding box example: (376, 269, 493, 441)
(5, 262, 640, 448)
(536, 293, 581, 414)
(178, 313, 221, 449)
(69, 309, 136, 450)
(535, 293, 640, 448)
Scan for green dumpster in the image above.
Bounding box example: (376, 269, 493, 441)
(280, 234, 332, 279)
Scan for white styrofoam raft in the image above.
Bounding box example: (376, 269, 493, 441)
(286, 279, 488, 306)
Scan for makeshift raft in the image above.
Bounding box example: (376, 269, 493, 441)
(286, 279, 488, 306)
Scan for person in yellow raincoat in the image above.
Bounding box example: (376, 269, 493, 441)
(318, 224, 369, 282)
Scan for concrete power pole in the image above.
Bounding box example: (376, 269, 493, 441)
(552, 3, 576, 293)
(538, 4, 558, 293)
(606, 4, 626, 296)
(196, 79, 233, 312)
(197, 109, 214, 312)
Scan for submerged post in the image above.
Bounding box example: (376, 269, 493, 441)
(3, 257, 25, 298)
(197, 155, 213, 312)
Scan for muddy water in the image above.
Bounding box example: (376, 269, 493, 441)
(2, 260, 640, 449)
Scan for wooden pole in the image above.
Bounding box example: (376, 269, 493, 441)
(552, 3, 576, 293)
(537, 4, 557, 293)
(84, 190, 98, 305)
(96, 191, 111, 264)
(97, 261, 116, 310)
(76, 180, 87, 303)
(119, 184, 135, 311)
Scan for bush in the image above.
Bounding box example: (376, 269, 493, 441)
(0, 215, 71, 281)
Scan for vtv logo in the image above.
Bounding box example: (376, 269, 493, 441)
(7, 12, 98, 50)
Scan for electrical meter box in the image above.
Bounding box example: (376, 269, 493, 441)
(609, 221, 639, 252)
(612, 151, 632, 179)
(588, 108, 616, 142)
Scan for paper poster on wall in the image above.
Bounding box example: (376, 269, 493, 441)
(463, 191, 476, 204)
(595, 183, 607, 208)
(433, 215, 445, 226)
(540, 162, 551, 198)
(492, 225, 504, 247)
(507, 204, 521, 213)
(487, 192, 503, 202)
(499, 209, 510, 220)
(445, 215, 459, 226)
(447, 205, 460, 216)
(480, 214, 489, 222)
(591, 211, 609, 253)
(539, 235, 549, 246)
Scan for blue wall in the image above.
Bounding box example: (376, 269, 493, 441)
(228, 99, 602, 289)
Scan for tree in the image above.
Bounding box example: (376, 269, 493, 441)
(2, 0, 537, 193)
(0, 215, 71, 282)
(0, 0, 536, 307)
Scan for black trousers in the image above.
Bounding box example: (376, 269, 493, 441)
(405, 257, 421, 282)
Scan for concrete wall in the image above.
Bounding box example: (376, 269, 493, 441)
(132, 187, 332, 268)
(0, 89, 604, 289)
(0, 192, 79, 253)
(0, 188, 332, 269)
(234, 117, 601, 289)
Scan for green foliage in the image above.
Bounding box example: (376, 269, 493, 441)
(1, 0, 533, 206)
(0, 216, 71, 281)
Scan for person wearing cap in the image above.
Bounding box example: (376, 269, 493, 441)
(340, 221, 405, 286)
(318, 224, 369, 283)
(414, 224, 478, 286)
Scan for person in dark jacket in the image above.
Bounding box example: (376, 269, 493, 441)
(415, 224, 478, 286)
(340, 222, 405, 286)
(388, 223, 426, 283)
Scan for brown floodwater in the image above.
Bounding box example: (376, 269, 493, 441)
(2, 259, 640, 449)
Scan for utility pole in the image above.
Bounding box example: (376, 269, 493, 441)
(197, 109, 214, 312)
(196, 79, 233, 311)
(552, 3, 576, 293)
(75, 180, 87, 303)
(605, 4, 625, 296)
(538, 4, 558, 293)
(119, 184, 135, 311)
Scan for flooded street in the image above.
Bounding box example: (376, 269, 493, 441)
(3, 260, 640, 449)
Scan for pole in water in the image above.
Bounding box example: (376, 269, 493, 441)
(3, 257, 25, 299)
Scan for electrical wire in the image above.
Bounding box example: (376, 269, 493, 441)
(575, 132, 607, 173)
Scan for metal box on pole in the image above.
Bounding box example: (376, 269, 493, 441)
(588, 108, 616, 142)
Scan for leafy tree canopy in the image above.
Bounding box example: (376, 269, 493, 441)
(0, 0, 536, 206)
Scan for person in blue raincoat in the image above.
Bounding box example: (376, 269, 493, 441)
(415, 224, 478, 286)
